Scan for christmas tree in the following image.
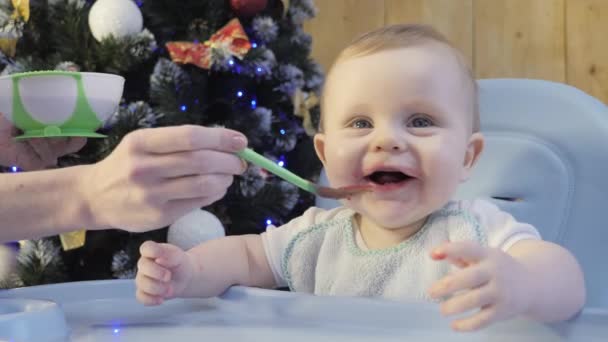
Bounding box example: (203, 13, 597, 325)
(0, 0, 323, 286)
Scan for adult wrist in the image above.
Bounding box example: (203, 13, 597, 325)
(71, 164, 104, 231)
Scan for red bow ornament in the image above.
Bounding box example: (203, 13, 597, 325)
(166, 18, 252, 69)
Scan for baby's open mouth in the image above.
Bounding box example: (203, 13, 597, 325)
(366, 171, 412, 185)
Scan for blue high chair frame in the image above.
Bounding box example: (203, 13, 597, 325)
(1, 79, 608, 341)
(318, 78, 608, 309)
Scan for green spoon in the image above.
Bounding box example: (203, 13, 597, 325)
(236, 148, 371, 199)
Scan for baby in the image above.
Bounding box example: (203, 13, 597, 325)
(135, 24, 585, 332)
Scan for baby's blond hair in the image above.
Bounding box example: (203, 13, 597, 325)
(320, 24, 479, 133)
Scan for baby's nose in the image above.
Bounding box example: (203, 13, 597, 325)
(374, 144, 402, 151)
(371, 132, 407, 152)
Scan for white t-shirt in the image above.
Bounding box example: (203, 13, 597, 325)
(261, 199, 540, 291)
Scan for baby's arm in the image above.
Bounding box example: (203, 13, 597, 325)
(180, 234, 277, 298)
(427, 200, 585, 331)
(137, 206, 333, 304)
(135, 235, 276, 305)
(506, 239, 585, 322)
(428, 240, 585, 331)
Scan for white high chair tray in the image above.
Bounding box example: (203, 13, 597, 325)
(0, 279, 606, 341)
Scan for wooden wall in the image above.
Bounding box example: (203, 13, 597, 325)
(304, 0, 608, 104)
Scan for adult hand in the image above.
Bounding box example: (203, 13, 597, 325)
(80, 125, 248, 232)
(0, 114, 86, 170)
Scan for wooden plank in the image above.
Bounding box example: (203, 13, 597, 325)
(566, 0, 608, 103)
(385, 0, 474, 65)
(304, 0, 386, 72)
(474, 0, 566, 82)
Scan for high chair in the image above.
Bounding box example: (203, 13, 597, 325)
(1, 79, 607, 341)
(316, 78, 608, 308)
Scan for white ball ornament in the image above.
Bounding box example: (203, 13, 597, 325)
(168, 209, 226, 251)
(88, 0, 143, 42)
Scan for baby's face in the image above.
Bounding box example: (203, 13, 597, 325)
(315, 44, 483, 230)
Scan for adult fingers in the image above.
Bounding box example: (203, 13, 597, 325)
(147, 150, 247, 178)
(26, 138, 56, 167)
(129, 125, 247, 154)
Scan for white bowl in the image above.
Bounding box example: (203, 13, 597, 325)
(0, 297, 69, 341)
(0, 70, 124, 138)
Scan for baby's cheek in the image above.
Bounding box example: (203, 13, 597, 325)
(333, 145, 350, 159)
(326, 147, 360, 186)
(327, 146, 353, 166)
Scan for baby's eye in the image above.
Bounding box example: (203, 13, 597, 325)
(408, 115, 434, 128)
(351, 119, 373, 129)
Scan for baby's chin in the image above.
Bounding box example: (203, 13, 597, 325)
(369, 215, 426, 231)
(350, 203, 430, 231)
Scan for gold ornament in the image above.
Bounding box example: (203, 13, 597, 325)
(59, 229, 87, 251)
(293, 88, 319, 136)
(10, 0, 30, 22)
(0, 0, 29, 57)
(0, 35, 17, 57)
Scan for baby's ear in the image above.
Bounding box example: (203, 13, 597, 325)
(313, 133, 327, 166)
(461, 132, 484, 182)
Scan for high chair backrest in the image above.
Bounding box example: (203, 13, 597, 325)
(315, 78, 608, 308)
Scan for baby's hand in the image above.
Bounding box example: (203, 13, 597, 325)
(135, 241, 194, 306)
(428, 241, 532, 332)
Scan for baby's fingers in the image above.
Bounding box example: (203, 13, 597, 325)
(438, 286, 497, 316)
(431, 241, 488, 267)
(140, 241, 184, 268)
(137, 257, 171, 282)
(136, 289, 164, 306)
(135, 274, 170, 298)
(140, 241, 164, 259)
(429, 265, 491, 299)
(450, 305, 498, 332)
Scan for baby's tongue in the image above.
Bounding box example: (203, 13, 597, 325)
(373, 172, 407, 184)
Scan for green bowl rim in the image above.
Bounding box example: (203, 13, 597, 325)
(0, 70, 125, 80)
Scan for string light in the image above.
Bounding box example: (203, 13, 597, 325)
(180, 105, 187, 112)
(278, 161, 285, 167)
(279, 129, 286, 135)
(236, 90, 244, 98)
(252, 42, 258, 48)
(10, 166, 19, 172)
(256, 67, 263, 74)
(110, 321, 122, 334)
(250, 99, 257, 109)
(228, 58, 235, 66)
(266, 219, 273, 226)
